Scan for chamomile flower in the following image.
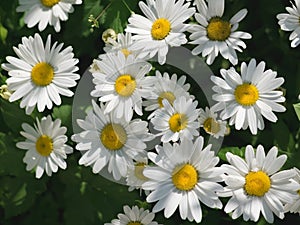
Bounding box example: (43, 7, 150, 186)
(220, 145, 299, 223)
(143, 70, 194, 118)
(16, 0, 82, 32)
(1, 33, 80, 115)
(101, 32, 138, 59)
(150, 96, 200, 142)
(189, 0, 251, 65)
(16, 115, 73, 179)
(89, 59, 102, 74)
(211, 58, 286, 135)
(72, 100, 154, 181)
(143, 137, 223, 223)
(125, 0, 195, 64)
(104, 205, 160, 225)
(284, 167, 300, 215)
(126, 157, 150, 194)
(90, 52, 153, 122)
(277, 0, 300, 48)
(199, 106, 227, 139)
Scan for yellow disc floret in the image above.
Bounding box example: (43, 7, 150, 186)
(203, 117, 221, 134)
(121, 48, 131, 57)
(40, 0, 60, 7)
(169, 113, 188, 133)
(127, 222, 142, 225)
(234, 83, 259, 106)
(31, 62, 54, 86)
(100, 123, 127, 150)
(172, 164, 198, 191)
(244, 171, 271, 197)
(134, 162, 148, 181)
(115, 74, 136, 97)
(158, 91, 176, 108)
(36, 135, 53, 156)
(151, 18, 171, 40)
(207, 17, 231, 41)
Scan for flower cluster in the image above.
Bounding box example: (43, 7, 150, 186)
(0, 0, 300, 224)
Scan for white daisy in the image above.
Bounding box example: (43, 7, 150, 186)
(90, 51, 153, 122)
(189, 0, 251, 65)
(143, 70, 194, 118)
(126, 157, 150, 194)
(143, 137, 223, 223)
(125, 0, 195, 65)
(16, 115, 73, 179)
(220, 145, 299, 223)
(277, 0, 300, 48)
(104, 205, 160, 225)
(211, 58, 286, 135)
(284, 167, 300, 215)
(16, 0, 82, 32)
(150, 96, 200, 142)
(89, 59, 102, 74)
(199, 106, 227, 139)
(72, 100, 154, 181)
(101, 32, 139, 59)
(1, 33, 80, 115)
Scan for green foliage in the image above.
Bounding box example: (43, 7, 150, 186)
(294, 103, 300, 121)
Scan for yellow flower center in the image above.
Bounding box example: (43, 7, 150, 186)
(169, 113, 188, 133)
(207, 17, 231, 41)
(151, 18, 171, 40)
(297, 189, 300, 195)
(134, 162, 148, 181)
(40, 0, 60, 7)
(31, 62, 54, 86)
(203, 117, 221, 134)
(234, 83, 259, 106)
(121, 48, 131, 57)
(172, 164, 198, 191)
(158, 91, 176, 108)
(115, 74, 136, 97)
(35, 135, 53, 156)
(100, 123, 127, 151)
(127, 222, 142, 225)
(244, 171, 271, 197)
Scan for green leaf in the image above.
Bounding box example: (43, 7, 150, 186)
(0, 99, 34, 134)
(293, 103, 300, 121)
(0, 22, 8, 44)
(218, 147, 245, 162)
(271, 120, 290, 150)
(52, 104, 72, 129)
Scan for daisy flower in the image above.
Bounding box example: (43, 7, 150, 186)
(16, 115, 73, 179)
(277, 0, 300, 48)
(211, 58, 286, 135)
(125, 0, 195, 64)
(16, 0, 82, 32)
(188, 0, 252, 65)
(72, 100, 154, 181)
(150, 96, 200, 142)
(143, 137, 223, 223)
(1, 33, 80, 115)
(101, 32, 139, 59)
(126, 157, 150, 195)
(104, 205, 160, 225)
(284, 167, 300, 215)
(89, 59, 102, 74)
(143, 70, 194, 118)
(90, 52, 153, 122)
(220, 145, 299, 223)
(199, 106, 227, 139)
